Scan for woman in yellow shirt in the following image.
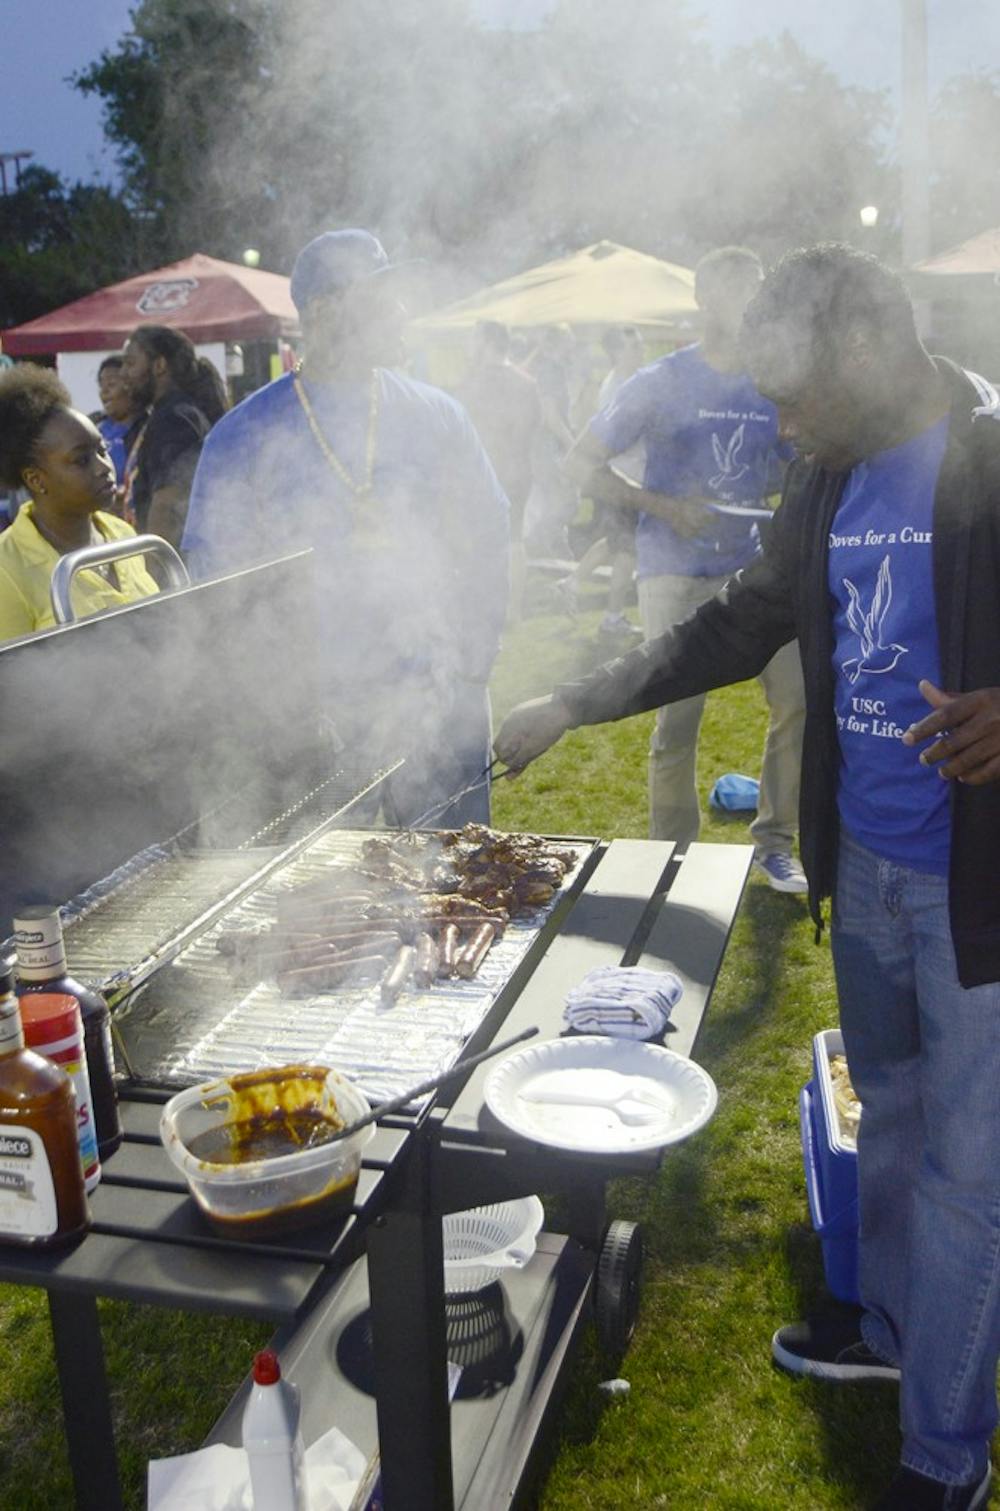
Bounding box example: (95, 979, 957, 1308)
(0, 365, 159, 643)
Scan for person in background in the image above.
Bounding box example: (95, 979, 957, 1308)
(495, 243, 1000, 1511)
(457, 320, 541, 622)
(555, 324, 646, 645)
(182, 228, 509, 827)
(562, 247, 807, 892)
(522, 323, 581, 560)
(0, 366, 159, 642)
(120, 325, 228, 545)
(95, 354, 147, 515)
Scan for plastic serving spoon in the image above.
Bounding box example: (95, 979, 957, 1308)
(517, 1068, 675, 1127)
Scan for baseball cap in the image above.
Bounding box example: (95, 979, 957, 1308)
(290, 229, 402, 313)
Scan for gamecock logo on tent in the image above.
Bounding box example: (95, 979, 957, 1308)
(135, 279, 199, 315)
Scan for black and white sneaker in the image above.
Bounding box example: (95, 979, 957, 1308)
(771, 1310, 900, 1382)
(872, 1465, 992, 1510)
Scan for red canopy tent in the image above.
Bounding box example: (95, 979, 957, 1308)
(2, 253, 299, 355)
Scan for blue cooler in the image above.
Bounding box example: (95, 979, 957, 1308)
(799, 1029, 860, 1303)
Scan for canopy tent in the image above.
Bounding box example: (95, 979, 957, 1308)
(912, 227, 1000, 278)
(2, 253, 299, 356)
(414, 240, 697, 337)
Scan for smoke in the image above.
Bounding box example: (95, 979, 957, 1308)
(0, 551, 322, 932)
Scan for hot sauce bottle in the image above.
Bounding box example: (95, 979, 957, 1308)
(13, 906, 123, 1161)
(0, 959, 90, 1249)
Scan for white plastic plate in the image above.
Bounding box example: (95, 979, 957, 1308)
(483, 1035, 718, 1154)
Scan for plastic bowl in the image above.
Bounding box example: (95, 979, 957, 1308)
(160, 1064, 373, 1237)
(442, 1196, 545, 1294)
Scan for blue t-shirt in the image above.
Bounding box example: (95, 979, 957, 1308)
(182, 368, 509, 693)
(589, 344, 788, 579)
(97, 416, 132, 485)
(829, 416, 950, 872)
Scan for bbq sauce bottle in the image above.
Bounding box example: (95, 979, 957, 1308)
(13, 907, 123, 1161)
(0, 959, 90, 1248)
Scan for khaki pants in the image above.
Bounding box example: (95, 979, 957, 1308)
(638, 571, 805, 852)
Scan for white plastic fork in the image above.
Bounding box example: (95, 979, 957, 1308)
(517, 1069, 674, 1127)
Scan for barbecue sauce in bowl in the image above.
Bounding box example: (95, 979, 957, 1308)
(164, 1064, 367, 1239)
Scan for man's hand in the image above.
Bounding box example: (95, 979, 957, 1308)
(902, 679, 1000, 784)
(494, 694, 574, 773)
(661, 495, 715, 539)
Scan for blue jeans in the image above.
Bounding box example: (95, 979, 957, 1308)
(831, 831, 1000, 1485)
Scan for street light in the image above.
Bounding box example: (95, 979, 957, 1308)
(859, 205, 879, 229)
(242, 248, 261, 268)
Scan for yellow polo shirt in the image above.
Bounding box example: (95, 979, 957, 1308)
(0, 503, 160, 644)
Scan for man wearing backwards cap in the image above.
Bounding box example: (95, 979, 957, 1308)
(183, 229, 509, 825)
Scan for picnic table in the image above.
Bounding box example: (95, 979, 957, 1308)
(0, 836, 751, 1510)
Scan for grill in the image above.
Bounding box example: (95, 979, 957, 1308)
(0, 549, 598, 1107)
(85, 822, 594, 1103)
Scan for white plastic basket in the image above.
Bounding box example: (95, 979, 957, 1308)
(442, 1196, 545, 1295)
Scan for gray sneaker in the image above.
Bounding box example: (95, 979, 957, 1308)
(754, 851, 808, 894)
(772, 1312, 900, 1382)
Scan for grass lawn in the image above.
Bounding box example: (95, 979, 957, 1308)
(0, 598, 993, 1508)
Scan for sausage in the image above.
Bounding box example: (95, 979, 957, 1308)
(277, 953, 389, 995)
(423, 913, 506, 938)
(437, 923, 460, 978)
(380, 944, 417, 1005)
(413, 932, 439, 988)
(455, 922, 496, 979)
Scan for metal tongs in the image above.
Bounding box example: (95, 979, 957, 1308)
(407, 755, 512, 830)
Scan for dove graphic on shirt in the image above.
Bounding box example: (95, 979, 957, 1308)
(841, 554, 908, 684)
(709, 424, 750, 491)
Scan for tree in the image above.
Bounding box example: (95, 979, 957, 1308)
(929, 70, 1000, 252)
(73, 0, 896, 289)
(0, 166, 140, 328)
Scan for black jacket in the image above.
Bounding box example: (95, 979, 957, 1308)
(558, 359, 1000, 987)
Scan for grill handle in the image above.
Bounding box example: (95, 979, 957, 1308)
(50, 535, 190, 624)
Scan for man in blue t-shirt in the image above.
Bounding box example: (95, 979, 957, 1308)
(496, 244, 1000, 1510)
(183, 229, 509, 827)
(95, 355, 146, 509)
(565, 247, 806, 892)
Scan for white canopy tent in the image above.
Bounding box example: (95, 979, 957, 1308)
(414, 241, 698, 339)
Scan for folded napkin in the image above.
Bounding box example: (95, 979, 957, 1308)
(563, 965, 683, 1040)
(147, 1424, 367, 1511)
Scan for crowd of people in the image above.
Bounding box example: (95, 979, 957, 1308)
(1, 230, 999, 1508)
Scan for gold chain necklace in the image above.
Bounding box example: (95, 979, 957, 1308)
(293, 367, 379, 499)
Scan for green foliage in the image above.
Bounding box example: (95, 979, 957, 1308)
(70, 0, 899, 280)
(0, 166, 140, 328)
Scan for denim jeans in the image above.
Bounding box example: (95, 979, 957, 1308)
(831, 830, 1000, 1485)
(638, 572, 805, 851)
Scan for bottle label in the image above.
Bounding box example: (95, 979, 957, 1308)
(0, 999, 25, 1053)
(12, 915, 68, 982)
(32, 1030, 100, 1190)
(0, 1124, 58, 1238)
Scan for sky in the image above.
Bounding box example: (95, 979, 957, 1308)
(1, 0, 998, 187)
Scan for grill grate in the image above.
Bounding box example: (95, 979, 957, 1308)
(113, 828, 593, 1104)
(60, 760, 402, 998)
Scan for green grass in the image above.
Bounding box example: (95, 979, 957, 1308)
(0, 598, 994, 1508)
